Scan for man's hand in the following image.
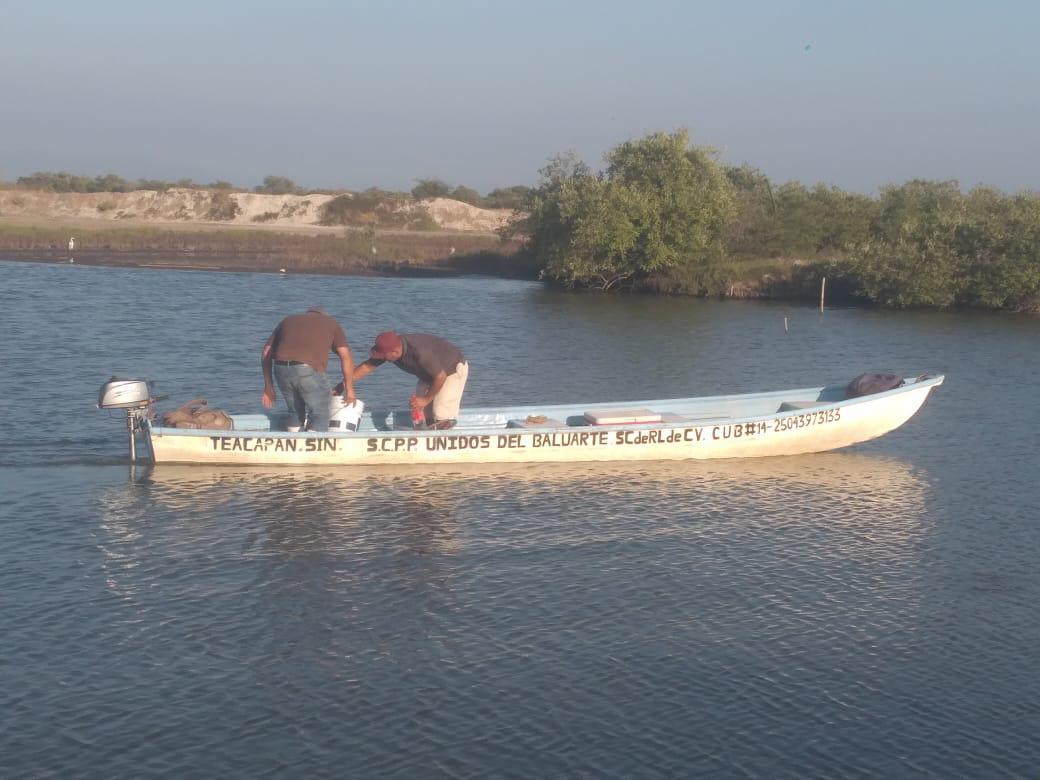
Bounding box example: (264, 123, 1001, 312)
(414, 372, 446, 413)
(331, 382, 357, 405)
(261, 385, 276, 409)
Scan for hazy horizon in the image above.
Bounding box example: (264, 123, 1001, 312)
(3, 0, 1037, 195)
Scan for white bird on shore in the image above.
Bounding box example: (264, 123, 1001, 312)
(279, 268, 287, 274)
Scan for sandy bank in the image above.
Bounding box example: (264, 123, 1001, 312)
(0, 188, 514, 234)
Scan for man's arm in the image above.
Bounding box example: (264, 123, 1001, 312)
(332, 357, 383, 395)
(353, 359, 381, 381)
(335, 345, 356, 403)
(411, 370, 448, 410)
(260, 342, 276, 408)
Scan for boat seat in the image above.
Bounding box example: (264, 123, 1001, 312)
(657, 412, 690, 423)
(584, 408, 664, 425)
(565, 411, 722, 427)
(507, 416, 567, 429)
(777, 401, 828, 412)
(565, 412, 724, 426)
(228, 414, 273, 431)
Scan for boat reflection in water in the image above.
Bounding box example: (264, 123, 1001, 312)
(100, 452, 932, 559)
(92, 452, 935, 684)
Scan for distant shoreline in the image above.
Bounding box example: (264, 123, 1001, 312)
(0, 217, 535, 279)
(0, 249, 530, 279)
(6, 221, 1035, 313)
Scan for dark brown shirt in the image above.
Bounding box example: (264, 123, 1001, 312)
(265, 311, 348, 373)
(372, 333, 465, 384)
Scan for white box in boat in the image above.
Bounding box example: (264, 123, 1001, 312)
(583, 408, 663, 425)
(98, 378, 152, 409)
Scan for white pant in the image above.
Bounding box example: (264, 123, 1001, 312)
(417, 361, 469, 421)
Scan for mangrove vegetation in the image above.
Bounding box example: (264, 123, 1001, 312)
(512, 130, 1040, 311)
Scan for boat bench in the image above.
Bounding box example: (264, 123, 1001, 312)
(573, 409, 726, 426)
(229, 414, 274, 431)
(508, 409, 733, 429)
(777, 401, 829, 412)
(657, 413, 733, 424)
(507, 417, 567, 429)
(657, 412, 692, 423)
(584, 408, 663, 425)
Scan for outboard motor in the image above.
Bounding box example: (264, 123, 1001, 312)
(98, 378, 154, 409)
(97, 377, 165, 462)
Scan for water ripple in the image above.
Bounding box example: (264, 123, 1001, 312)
(2, 263, 1040, 778)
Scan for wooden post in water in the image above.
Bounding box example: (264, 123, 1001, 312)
(820, 277, 827, 313)
(784, 316, 789, 334)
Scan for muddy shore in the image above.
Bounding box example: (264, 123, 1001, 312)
(0, 248, 535, 278)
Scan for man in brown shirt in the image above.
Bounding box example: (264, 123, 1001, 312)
(261, 307, 356, 432)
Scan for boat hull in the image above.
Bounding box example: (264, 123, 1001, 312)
(144, 375, 943, 466)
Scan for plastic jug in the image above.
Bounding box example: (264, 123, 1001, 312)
(328, 397, 364, 431)
(411, 407, 425, 428)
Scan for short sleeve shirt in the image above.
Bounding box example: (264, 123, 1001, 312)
(372, 333, 465, 384)
(265, 311, 348, 373)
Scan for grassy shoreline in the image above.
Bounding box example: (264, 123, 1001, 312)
(0, 221, 535, 279)
(0, 219, 840, 300)
(0, 248, 529, 278)
(9, 218, 1031, 312)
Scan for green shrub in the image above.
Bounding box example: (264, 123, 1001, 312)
(345, 225, 378, 257)
(255, 175, 303, 195)
(319, 193, 411, 228)
(411, 179, 452, 199)
(16, 171, 133, 193)
(723, 165, 878, 260)
(136, 179, 172, 192)
(407, 209, 440, 231)
(842, 181, 1040, 309)
(206, 191, 241, 221)
(279, 200, 310, 218)
(449, 186, 482, 206)
(482, 185, 533, 210)
(519, 130, 735, 290)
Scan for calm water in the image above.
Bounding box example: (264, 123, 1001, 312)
(1, 260, 1038, 778)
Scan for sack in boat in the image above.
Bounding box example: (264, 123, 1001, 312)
(162, 398, 233, 430)
(846, 373, 904, 398)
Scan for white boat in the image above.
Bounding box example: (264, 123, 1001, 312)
(98, 373, 944, 466)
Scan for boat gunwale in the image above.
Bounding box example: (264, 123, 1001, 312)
(146, 374, 945, 439)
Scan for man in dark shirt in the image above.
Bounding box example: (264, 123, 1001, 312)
(344, 331, 468, 428)
(261, 307, 355, 432)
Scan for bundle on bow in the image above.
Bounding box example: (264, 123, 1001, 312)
(161, 398, 233, 430)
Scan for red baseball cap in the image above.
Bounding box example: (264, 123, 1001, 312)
(370, 331, 402, 359)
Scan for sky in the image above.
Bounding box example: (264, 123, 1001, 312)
(1, 0, 1037, 194)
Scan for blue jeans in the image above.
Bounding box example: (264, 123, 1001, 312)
(273, 363, 331, 431)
